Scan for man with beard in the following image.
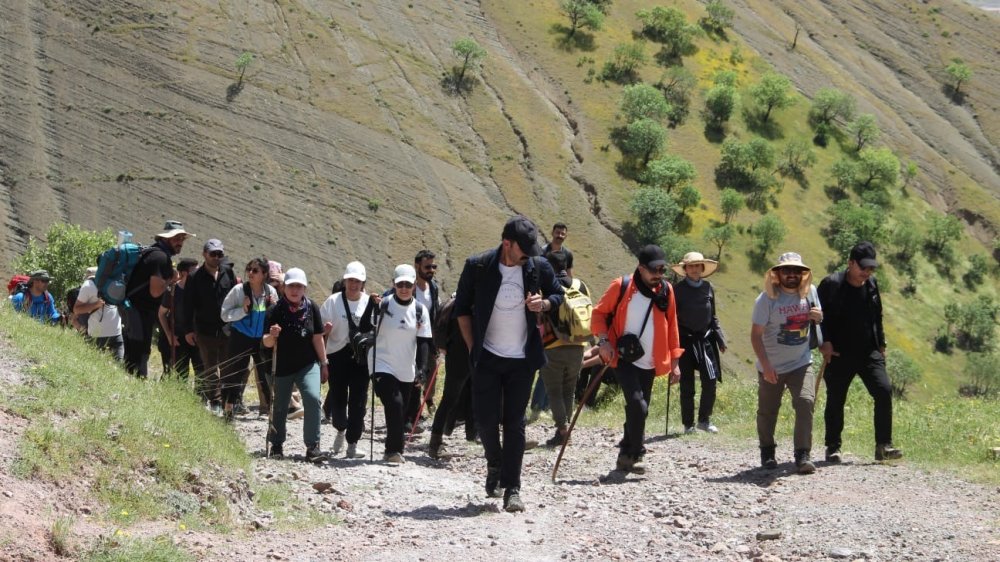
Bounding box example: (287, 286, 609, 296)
(591, 245, 683, 476)
(454, 216, 564, 512)
(406, 250, 441, 434)
(123, 221, 192, 377)
(750, 252, 823, 474)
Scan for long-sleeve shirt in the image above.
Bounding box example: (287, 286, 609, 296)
(11, 291, 60, 324)
(591, 276, 683, 376)
(221, 283, 278, 339)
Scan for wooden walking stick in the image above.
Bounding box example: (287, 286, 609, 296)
(552, 364, 610, 482)
(407, 363, 441, 444)
(665, 377, 672, 436)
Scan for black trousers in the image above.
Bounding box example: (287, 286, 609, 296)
(373, 373, 413, 456)
(823, 349, 894, 448)
(473, 351, 533, 490)
(617, 361, 655, 460)
(324, 346, 370, 444)
(123, 307, 157, 378)
(679, 350, 717, 427)
(221, 330, 263, 407)
(432, 348, 472, 436)
(158, 332, 203, 380)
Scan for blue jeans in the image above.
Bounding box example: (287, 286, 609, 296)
(269, 362, 322, 449)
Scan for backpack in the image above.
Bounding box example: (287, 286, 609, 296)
(7, 275, 30, 296)
(433, 296, 456, 349)
(65, 286, 87, 330)
(95, 242, 154, 306)
(554, 278, 593, 343)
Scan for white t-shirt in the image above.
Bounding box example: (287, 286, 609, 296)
(77, 279, 122, 338)
(414, 283, 433, 314)
(483, 263, 527, 359)
(623, 292, 655, 370)
(320, 291, 372, 354)
(369, 297, 432, 382)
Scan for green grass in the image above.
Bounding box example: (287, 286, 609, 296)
(576, 368, 1000, 484)
(84, 535, 194, 562)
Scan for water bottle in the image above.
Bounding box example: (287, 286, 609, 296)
(117, 230, 133, 246)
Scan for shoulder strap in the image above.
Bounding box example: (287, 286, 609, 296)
(416, 302, 424, 326)
(606, 275, 631, 329)
(342, 291, 358, 331)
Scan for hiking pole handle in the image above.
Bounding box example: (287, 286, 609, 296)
(552, 364, 610, 483)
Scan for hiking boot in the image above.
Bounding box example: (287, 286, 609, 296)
(875, 443, 903, 461)
(684, 426, 697, 435)
(616, 453, 634, 472)
(384, 452, 405, 466)
(760, 446, 777, 469)
(428, 433, 455, 460)
(333, 430, 346, 454)
(345, 443, 364, 459)
(794, 449, 816, 475)
(287, 407, 304, 420)
(233, 402, 248, 416)
(268, 444, 284, 460)
(825, 446, 842, 463)
(485, 465, 502, 498)
(697, 421, 719, 434)
(630, 459, 647, 475)
(544, 427, 569, 448)
(411, 422, 426, 435)
(503, 488, 525, 513)
(306, 446, 328, 463)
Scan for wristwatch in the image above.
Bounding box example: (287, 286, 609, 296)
(598, 335, 609, 344)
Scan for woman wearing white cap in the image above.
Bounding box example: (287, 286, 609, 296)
(370, 264, 433, 465)
(262, 268, 329, 461)
(671, 252, 726, 434)
(320, 261, 377, 459)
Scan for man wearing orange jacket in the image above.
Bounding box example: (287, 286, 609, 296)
(592, 245, 683, 475)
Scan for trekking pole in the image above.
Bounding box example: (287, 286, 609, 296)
(266, 339, 278, 458)
(665, 377, 672, 436)
(407, 363, 441, 444)
(552, 364, 610, 482)
(814, 358, 828, 396)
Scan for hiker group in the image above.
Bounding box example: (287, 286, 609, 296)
(7, 216, 902, 513)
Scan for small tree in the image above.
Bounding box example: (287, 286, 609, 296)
(808, 87, 856, 128)
(966, 351, 1000, 397)
(451, 38, 487, 90)
(890, 217, 922, 264)
(674, 184, 701, 214)
(885, 350, 922, 399)
(749, 72, 795, 123)
(628, 186, 681, 246)
(12, 223, 116, 302)
(830, 158, 858, 191)
(712, 69, 739, 88)
(235, 52, 254, 86)
(720, 188, 744, 224)
(702, 0, 734, 35)
(640, 154, 696, 192)
(752, 215, 786, 257)
(856, 147, 900, 190)
(620, 118, 667, 165)
(637, 6, 696, 59)
(825, 201, 887, 256)
(847, 114, 880, 151)
(945, 58, 972, 96)
(658, 67, 696, 125)
(601, 41, 648, 83)
(924, 214, 963, 258)
(619, 83, 671, 123)
(703, 84, 739, 127)
(777, 138, 817, 177)
(902, 160, 918, 189)
(560, 0, 604, 38)
(963, 254, 989, 289)
(703, 223, 735, 260)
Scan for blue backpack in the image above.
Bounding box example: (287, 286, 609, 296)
(95, 243, 153, 306)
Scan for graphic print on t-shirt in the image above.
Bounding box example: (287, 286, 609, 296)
(776, 302, 810, 346)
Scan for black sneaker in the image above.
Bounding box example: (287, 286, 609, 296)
(485, 465, 502, 498)
(503, 488, 525, 513)
(306, 446, 328, 463)
(760, 446, 777, 469)
(233, 402, 248, 416)
(875, 443, 903, 461)
(794, 449, 816, 475)
(825, 446, 842, 463)
(268, 444, 284, 460)
(544, 429, 566, 448)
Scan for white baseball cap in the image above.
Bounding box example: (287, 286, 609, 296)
(284, 267, 308, 287)
(343, 261, 367, 282)
(393, 264, 417, 285)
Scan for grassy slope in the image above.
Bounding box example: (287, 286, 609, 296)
(482, 0, 999, 397)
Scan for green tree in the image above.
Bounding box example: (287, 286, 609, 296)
(619, 83, 671, 123)
(890, 217, 922, 263)
(749, 72, 795, 123)
(620, 118, 667, 165)
(885, 350, 922, 399)
(637, 6, 696, 59)
(752, 215, 786, 256)
(945, 58, 972, 96)
(658, 66, 696, 125)
(825, 201, 887, 256)
(720, 188, 744, 223)
(925, 214, 962, 258)
(777, 138, 817, 177)
(703, 84, 739, 127)
(967, 351, 1000, 397)
(702, 0, 734, 34)
(703, 223, 735, 260)
(601, 41, 648, 83)
(847, 114, 880, 151)
(560, 0, 604, 38)
(830, 158, 858, 191)
(856, 147, 899, 189)
(12, 223, 116, 302)
(945, 296, 999, 352)
(451, 38, 487, 89)
(902, 160, 918, 189)
(963, 254, 989, 289)
(808, 87, 856, 128)
(712, 69, 738, 87)
(717, 137, 778, 209)
(235, 52, 254, 86)
(628, 186, 681, 246)
(674, 184, 701, 214)
(640, 154, 695, 192)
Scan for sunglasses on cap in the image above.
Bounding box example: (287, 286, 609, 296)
(395, 281, 414, 289)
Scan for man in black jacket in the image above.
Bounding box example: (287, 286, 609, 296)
(182, 238, 236, 415)
(454, 215, 564, 513)
(818, 241, 902, 462)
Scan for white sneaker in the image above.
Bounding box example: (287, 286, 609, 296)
(345, 443, 364, 459)
(333, 430, 346, 454)
(697, 422, 719, 434)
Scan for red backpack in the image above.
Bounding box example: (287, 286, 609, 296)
(7, 275, 30, 296)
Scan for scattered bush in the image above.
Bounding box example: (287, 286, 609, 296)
(886, 350, 922, 399)
(12, 223, 116, 302)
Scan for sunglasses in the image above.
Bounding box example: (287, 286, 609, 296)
(208, 251, 224, 258)
(422, 264, 438, 270)
(778, 267, 805, 275)
(395, 282, 414, 289)
(643, 265, 667, 274)
(246, 268, 262, 274)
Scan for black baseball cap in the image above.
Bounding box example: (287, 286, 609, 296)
(502, 215, 542, 257)
(849, 241, 878, 268)
(638, 245, 667, 269)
